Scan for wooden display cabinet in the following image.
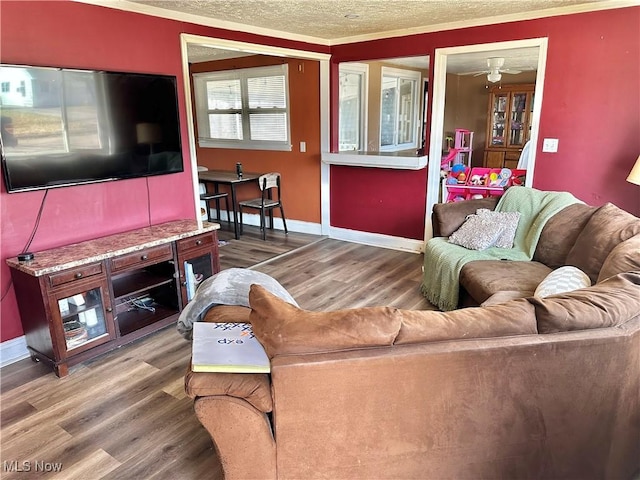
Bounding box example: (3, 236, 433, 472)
(7, 220, 220, 377)
(484, 84, 535, 169)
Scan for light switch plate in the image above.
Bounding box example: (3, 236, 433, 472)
(542, 138, 559, 153)
(300, 141, 306, 152)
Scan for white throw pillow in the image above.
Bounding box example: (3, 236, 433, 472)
(534, 266, 592, 298)
(448, 214, 505, 251)
(476, 209, 521, 249)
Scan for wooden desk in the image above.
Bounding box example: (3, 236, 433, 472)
(198, 170, 261, 239)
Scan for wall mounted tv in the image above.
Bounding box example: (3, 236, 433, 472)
(0, 65, 184, 193)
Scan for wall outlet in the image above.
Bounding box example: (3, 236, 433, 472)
(300, 141, 306, 152)
(542, 138, 559, 153)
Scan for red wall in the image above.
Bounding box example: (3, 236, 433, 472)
(0, 0, 328, 343)
(330, 7, 640, 238)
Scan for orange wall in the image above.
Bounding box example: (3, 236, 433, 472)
(190, 56, 321, 224)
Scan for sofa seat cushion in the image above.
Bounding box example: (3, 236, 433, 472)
(184, 368, 273, 412)
(565, 203, 640, 283)
(249, 285, 402, 358)
(528, 272, 640, 333)
(597, 234, 640, 283)
(394, 298, 537, 345)
(459, 260, 552, 304)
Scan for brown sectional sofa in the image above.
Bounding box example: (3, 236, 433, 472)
(185, 196, 640, 479)
(431, 196, 640, 307)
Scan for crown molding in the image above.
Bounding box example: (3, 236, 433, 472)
(73, 0, 638, 48)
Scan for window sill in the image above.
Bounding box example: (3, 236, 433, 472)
(321, 151, 428, 170)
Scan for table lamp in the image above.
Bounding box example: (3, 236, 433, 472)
(627, 155, 640, 186)
(136, 123, 162, 154)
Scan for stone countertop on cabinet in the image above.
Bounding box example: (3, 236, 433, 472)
(6, 220, 220, 277)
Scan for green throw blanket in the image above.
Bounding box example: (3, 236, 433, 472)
(421, 187, 581, 311)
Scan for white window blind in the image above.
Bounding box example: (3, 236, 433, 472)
(194, 64, 291, 151)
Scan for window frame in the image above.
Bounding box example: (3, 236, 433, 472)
(378, 66, 421, 152)
(193, 64, 292, 151)
(338, 62, 368, 152)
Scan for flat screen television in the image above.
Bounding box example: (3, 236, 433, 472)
(0, 65, 184, 193)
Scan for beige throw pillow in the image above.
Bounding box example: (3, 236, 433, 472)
(448, 213, 504, 251)
(534, 266, 591, 298)
(476, 209, 521, 248)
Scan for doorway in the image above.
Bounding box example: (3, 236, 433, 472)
(425, 38, 548, 242)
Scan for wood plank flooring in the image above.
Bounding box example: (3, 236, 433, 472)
(0, 235, 431, 479)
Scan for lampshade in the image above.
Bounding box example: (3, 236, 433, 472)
(627, 155, 640, 186)
(487, 71, 502, 83)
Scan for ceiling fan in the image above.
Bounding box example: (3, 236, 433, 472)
(463, 57, 522, 83)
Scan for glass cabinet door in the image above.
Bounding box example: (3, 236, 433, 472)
(57, 286, 111, 353)
(490, 93, 508, 147)
(183, 252, 214, 302)
(508, 92, 528, 147)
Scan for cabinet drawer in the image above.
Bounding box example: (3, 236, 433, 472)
(176, 233, 214, 254)
(110, 244, 173, 272)
(48, 263, 104, 288)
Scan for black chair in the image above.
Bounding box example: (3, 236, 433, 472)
(200, 191, 230, 225)
(239, 172, 288, 240)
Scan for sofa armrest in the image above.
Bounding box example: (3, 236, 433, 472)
(185, 367, 273, 412)
(194, 396, 276, 480)
(432, 196, 499, 237)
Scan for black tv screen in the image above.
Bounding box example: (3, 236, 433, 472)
(0, 65, 184, 193)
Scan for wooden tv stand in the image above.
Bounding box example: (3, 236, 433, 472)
(6, 220, 220, 377)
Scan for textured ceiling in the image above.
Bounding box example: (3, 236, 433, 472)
(88, 0, 627, 72)
(117, 0, 614, 44)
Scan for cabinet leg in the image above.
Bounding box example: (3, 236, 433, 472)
(54, 363, 69, 378)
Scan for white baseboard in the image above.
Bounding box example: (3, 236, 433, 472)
(210, 210, 323, 236)
(0, 335, 30, 368)
(329, 227, 424, 253)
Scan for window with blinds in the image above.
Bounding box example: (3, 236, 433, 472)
(193, 64, 291, 151)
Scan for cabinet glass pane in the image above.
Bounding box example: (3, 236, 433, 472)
(490, 94, 508, 146)
(184, 253, 213, 301)
(509, 93, 527, 146)
(59, 287, 107, 350)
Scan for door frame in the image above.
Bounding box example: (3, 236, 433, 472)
(424, 38, 548, 242)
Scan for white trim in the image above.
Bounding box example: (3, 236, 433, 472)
(322, 151, 428, 170)
(180, 34, 332, 234)
(425, 38, 548, 244)
(319, 61, 331, 236)
(213, 210, 323, 236)
(74, 0, 637, 46)
(0, 335, 30, 367)
(329, 227, 424, 253)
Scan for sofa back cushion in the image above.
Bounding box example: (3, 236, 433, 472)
(394, 298, 537, 345)
(532, 203, 596, 269)
(528, 272, 640, 333)
(597, 234, 640, 283)
(432, 196, 499, 237)
(249, 285, 538, 357)
(565, 203, 640, 283)
(249, 285, 402, 358)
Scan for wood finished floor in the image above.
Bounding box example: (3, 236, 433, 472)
(0, 233, 432, 479)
